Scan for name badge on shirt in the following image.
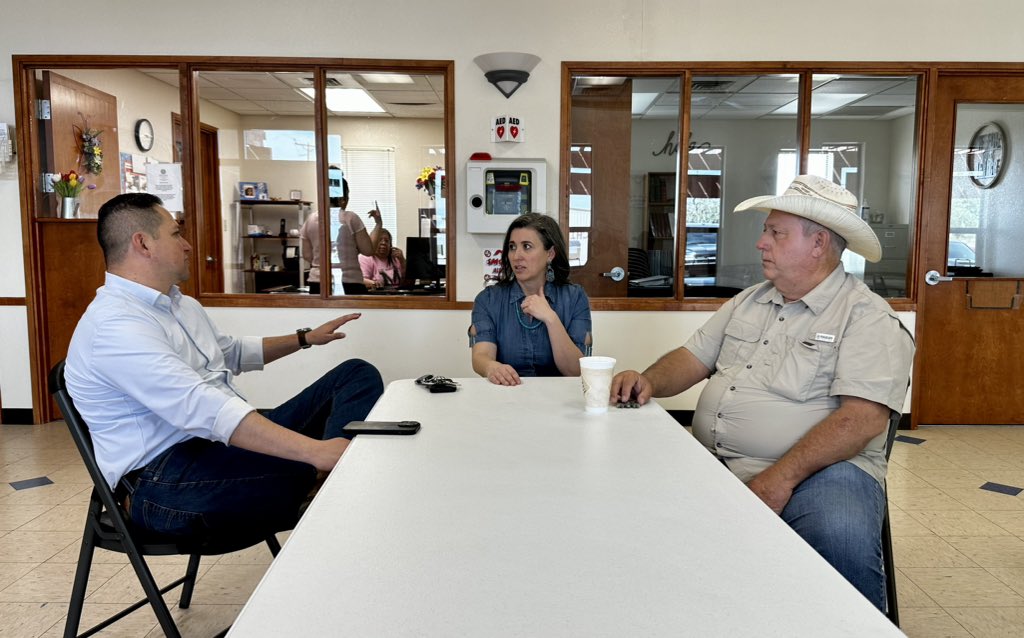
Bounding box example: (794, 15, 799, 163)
(813, 332, 836, 343)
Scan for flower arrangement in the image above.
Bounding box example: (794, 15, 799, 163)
(415, 165, 445, 198)
(51, 171, 96, 198)
(75, 123, 104, 175)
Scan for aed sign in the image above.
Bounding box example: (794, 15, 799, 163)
(491, 115, 524, 143)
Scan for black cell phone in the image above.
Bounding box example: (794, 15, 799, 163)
(342, 420, 421, 436)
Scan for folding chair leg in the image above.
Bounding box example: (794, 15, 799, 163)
(266, 534, 282, 557)
(122, 544, 181, 638)
(882, 498, 899, 627)
(179, 554, 202, 609)
(63, 521, 98, 638)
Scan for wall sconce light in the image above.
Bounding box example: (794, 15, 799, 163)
(474, 52, 541, 99)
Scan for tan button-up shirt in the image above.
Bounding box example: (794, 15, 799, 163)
(685, 264, 914, 486)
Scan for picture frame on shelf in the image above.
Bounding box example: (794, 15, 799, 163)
(289, 189, 302, 200)
(239, 181, 269, 201)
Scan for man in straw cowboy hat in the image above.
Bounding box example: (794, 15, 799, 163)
(611, 175, 914, 611)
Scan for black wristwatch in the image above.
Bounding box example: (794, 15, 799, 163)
(296, 327, 313, 349)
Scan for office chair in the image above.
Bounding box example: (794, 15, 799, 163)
(881, 409, 902, 627)
(49, 360, 287, 638)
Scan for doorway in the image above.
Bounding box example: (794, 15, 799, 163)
(913, 74, 1024, 426)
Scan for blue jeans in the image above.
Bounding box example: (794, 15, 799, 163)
(781, 461, 886, 612)
(126, 359, 383, 538)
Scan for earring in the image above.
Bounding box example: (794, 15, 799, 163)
(546, 261, 555, 283)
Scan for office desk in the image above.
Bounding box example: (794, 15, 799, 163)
(230, 378, 902, 637)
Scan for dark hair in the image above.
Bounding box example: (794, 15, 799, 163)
(97, 193, 166, 265)
(498, 213, 572, 285)
(328, 168, 350, 208)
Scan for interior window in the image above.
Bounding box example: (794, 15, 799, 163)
(809, 74, 920, 298)
(568, 75, 682, 299)
(564, 68, 922, 303)
(20, 60, 452, 305)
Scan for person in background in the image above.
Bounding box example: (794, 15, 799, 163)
(610, 175, 914, 611)
(66, 193, 384, 538)
(470, 213, 591, 385)
(299, 169, 380, 295)
(360, 228, 405, 290)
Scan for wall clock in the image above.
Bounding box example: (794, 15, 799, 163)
(967, 122, 1007, 189)
(134, 118, 154, 152)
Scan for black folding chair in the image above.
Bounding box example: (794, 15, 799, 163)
(881, 409, 902, 627)
(49, 360, 287, 638)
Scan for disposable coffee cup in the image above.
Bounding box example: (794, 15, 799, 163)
(580, 356, 616, 414)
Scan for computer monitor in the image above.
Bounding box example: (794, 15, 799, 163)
(402, 237, 438, 287)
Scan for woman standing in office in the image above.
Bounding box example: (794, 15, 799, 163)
(470, 213, 591, 385)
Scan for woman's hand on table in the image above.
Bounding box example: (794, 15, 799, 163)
(486, 361, 522, 386)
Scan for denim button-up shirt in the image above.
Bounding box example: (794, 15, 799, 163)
(470, 282, 592, 377)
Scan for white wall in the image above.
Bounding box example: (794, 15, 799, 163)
(3, 0, 1023, 410)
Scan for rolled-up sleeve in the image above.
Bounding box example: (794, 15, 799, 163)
(471, 288, 498, 345)
(564, 286, 593, 351)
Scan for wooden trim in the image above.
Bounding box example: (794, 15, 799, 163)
(0, 298, 27, 306)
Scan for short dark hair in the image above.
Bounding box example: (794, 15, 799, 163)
(498, 213, 572, 285)
(97, 193, 166, 265)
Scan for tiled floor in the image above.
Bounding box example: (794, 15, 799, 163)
(3, 423, 1024, 637)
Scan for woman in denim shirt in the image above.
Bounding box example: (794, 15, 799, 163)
(470, 214, 592, 385)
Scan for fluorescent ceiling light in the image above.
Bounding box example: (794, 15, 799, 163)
(298, 88, 385, 113)
(578, 76, 627, 86)
(632, 93, 658, 115)
(359, 74, 414, 84)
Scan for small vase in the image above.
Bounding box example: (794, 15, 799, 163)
(60, 197, 80, 219)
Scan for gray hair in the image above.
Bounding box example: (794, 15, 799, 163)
(799, 217, 847, 261)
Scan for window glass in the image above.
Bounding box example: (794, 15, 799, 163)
(809, 74, 920, 298)
(688, 74, 799, 296)
(569, 75, 681, 298)
(324, 70, 446, 296)
(32, 68, 181, 220)
(195, 70, 317, 295)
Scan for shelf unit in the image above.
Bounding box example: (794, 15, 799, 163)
(236, 200, 311, 293)
(644, 172, 677, 276)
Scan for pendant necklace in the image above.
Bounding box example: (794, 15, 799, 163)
(515, 302, 542, 330)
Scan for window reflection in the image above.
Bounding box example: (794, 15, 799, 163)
(810, 74, 920, 297)
(569, 75, 681, 298)
(689, 74, 799, 296)
(323, 71, 446, 297)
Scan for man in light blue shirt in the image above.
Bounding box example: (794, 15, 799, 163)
(66, 193, 383, 538)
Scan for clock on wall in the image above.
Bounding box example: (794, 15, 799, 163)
(134, 118, 154, 152)
(967, 122, 1007, 189)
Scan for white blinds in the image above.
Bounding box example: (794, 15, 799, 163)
(342, 147, 397, 238)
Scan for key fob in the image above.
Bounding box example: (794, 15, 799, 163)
(430, 381, 457, 393)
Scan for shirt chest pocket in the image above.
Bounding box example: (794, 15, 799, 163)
(766, 336, 839, 402)
(718, 319, 762, 371)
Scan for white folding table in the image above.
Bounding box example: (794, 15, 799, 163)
(229, 377, 903, 637)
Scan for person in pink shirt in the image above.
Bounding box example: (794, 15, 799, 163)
(360, 228, 405, 290)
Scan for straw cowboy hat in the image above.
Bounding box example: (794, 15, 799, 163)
(733, 175, 882, 262)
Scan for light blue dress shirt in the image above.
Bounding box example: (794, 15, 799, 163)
(65, 273, 263, 487)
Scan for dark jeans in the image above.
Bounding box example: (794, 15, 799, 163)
(126, 359, 383, 538)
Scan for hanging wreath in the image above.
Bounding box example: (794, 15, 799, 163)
(75, 119, 104, 175)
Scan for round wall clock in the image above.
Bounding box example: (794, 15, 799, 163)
(134, 118, 154, 152)
(967, 122, 1007, 189)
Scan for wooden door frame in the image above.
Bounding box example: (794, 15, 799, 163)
(172, 113, 222, 294)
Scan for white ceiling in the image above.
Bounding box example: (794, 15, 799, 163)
(576, 74, 918, 120)
(143, 70, 445, 119)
